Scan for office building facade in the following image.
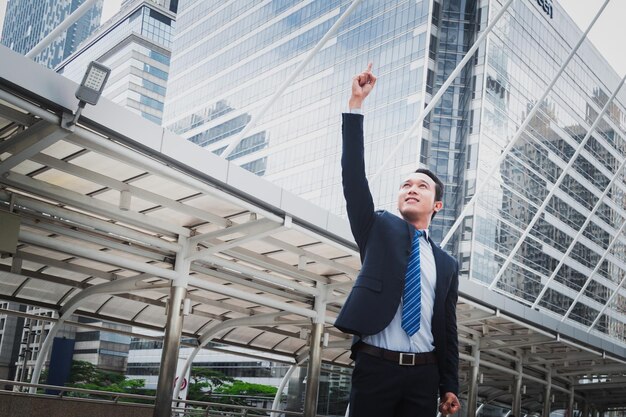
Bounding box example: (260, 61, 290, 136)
(57, 0, 176, 125)
(72, 317, 132, 372)
(163, 0, 626, 348)
(126, 338, 289, 390)
(0, 0, 103, 69)
(11, 308, 131, 383)
(0, 301, 24, 382)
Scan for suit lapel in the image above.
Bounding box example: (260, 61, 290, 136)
(430, 238, 451, 303)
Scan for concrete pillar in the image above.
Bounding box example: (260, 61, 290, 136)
(303, 322, 323, 417)
(543, 368, 552, 417)
(512, 358, 522, 417)
(153, 284, 187, 417)
(467, 342, 480, 416)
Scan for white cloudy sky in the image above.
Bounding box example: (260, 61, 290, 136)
(1, 0, 625, 75)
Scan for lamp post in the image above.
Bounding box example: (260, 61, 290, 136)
(62, 61, 111, 129)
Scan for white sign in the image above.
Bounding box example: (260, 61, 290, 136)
(174, 355, 191, 408)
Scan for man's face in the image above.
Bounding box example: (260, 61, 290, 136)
(397, 173, 443, 222)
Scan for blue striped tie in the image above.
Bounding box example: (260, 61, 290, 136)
(401, 229, 423, 336)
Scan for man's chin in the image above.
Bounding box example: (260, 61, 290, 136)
(399, 208, 421, 222)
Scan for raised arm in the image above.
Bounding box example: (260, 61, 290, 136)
(341, 64, 378, 249)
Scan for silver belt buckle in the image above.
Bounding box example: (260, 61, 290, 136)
(399, 352, 415, 365)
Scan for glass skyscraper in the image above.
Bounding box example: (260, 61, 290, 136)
(0, 0, 103, 69)
(57, 0, 177, 125)
(469, 0, 625, 343)
(163, 0, 625, 348)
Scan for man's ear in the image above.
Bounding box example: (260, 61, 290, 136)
(434, 201, 443, 213)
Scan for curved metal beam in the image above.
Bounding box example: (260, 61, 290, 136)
(29, 273, 160, 392)
(173, 312, 310, 399)
(270, 360, 305, 417)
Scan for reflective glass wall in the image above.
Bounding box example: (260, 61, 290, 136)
(164, 0, 432, 212)
(462, 0, 626, 343)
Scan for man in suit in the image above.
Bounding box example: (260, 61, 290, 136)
(334, 64, 460, 417)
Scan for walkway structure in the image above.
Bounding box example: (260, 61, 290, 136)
(0, 45, 625, 417)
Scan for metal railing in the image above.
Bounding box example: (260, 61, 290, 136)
(0, 379, 306, 417)
(0, 379, 156, 405)
(171, 399, 302, 417)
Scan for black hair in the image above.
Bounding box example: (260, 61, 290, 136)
(414, 168, 444, 201)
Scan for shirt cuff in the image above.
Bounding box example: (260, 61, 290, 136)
(348, 107, 363, 115)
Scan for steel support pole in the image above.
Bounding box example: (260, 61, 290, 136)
(153, 285, 187, 417)
(467, 343, 481, 417)
(512, 359, 522, 417)
(303, 322, 324, 417)
(153, 237, 190, 417)
(567, 386, 575, 417)
(303, 289, 326, 417)
(543, 368, 552, 417)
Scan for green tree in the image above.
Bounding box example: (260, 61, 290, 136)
(187, 368, 234, 401)
(215, 380, 277, 408)
(63, 360, 153, 401)
(187, 368, 277, 408)
(215, 380, 277, 397)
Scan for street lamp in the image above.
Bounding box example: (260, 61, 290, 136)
(63, 61, 111, 128)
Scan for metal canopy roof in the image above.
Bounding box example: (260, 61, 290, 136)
(0, 46, 625, 411)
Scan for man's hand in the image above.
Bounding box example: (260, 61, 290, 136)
(439, 392, 460, 416)
(349, 62, 377, 109)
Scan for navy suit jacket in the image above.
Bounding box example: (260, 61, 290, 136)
(334, 113, 459, 397)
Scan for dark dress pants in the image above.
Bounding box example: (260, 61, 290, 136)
(349, 352, 440, 417)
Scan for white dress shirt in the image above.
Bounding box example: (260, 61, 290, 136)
(362, 229, 437, 353)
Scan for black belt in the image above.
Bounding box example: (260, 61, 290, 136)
(355, 343, 437, 366)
